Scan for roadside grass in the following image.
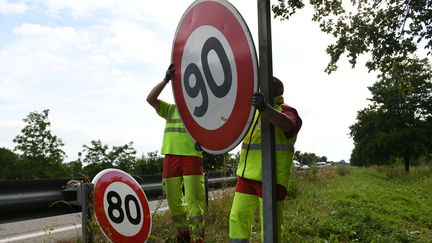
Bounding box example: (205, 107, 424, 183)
(66, 165, 432, 242)
(282, 165, 432, 242)
(148, 189, 236, 242)
(148, 165, 432, 242)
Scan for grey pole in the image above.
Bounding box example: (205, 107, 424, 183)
(81, 183, 94, 243)
(204, 172, 209, 208)
(257, 0, 277, 242)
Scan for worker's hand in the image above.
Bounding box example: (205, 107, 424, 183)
(164, 64, 175, 82)
(195, 142, 203, 152)
(251, 92, 267, 111)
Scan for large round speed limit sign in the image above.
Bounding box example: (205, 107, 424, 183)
(92, 169, 151, 242)
(172, 0, 258, 154)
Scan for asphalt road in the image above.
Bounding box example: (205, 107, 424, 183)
(0, 188, 231, 242)
(0, 199, 169, 243)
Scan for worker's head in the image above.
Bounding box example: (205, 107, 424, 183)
(272, 77, 284, 97)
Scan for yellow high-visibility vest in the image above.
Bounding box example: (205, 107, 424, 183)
(236, 96, 296, 190)
(158, 100, 202, 158)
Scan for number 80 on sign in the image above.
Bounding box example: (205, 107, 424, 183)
(92, 169, 151, 242)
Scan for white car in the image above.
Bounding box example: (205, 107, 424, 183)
(293, 160, 300, 169)
(317, 162, 327, 168)
(301, 164, 309, 170)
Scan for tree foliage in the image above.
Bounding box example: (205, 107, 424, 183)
(294, 150, 328, 165)
(13, 109, 66, 163)
(0, 147, 21, 180)
(273, 0, 432, 73)
(64, 160, 83, 178)
(350, 57, 432, 169)
(1, 111, 244, 179)
(12, 109, 67, 178)
(203, 152, 238, 176)
(133, 151, 164, 176)
(80, 140, 137, 177)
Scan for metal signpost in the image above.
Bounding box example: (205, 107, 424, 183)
(81, 183, 94, 243)
(92, 169, 151, 243)
(171, 0, 258, 154)
(257, 0, 277, 242)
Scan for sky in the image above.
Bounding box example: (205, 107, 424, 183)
(0, 0, 378, 163)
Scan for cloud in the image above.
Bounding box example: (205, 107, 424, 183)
(102, 20, 171, 65)
(12, 23, 53, 36)
(0, 0, 379, 162)
(0, 16, 172, 160)
(36, 0, 190, 26)
(0, 0, 28, 15)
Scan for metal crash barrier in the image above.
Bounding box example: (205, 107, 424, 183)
(0, 174, 236, 224)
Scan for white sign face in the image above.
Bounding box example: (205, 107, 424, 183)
(103, 182, 143, 237)
(92, 169, 152, 243)
(181, 25, 238, 130)
(172, 0, 258, 154)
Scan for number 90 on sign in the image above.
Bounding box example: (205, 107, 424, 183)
(181, 25, 237, 130)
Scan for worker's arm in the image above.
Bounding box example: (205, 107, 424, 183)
(146, 80, 169, 111)
(146, 64, 175, 111)
(252, 93, 294, 132)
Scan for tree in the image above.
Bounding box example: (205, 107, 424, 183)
(64, 159, 83, 178)
(203, 152, 225, 173)
(350, 57, 432, 170)
(133, 151, 164, 175)
(0, 147, 21, 180)
(108, 143, 137, 172)
(81, 140, 137, 177)
(81, 140, 110, 165)
(13, 109, 67, 178)
(225, 152, 240, 176)
(294, 150, 328, 165)
(272, 0, 432, 73)
(203, 152, 239, 175)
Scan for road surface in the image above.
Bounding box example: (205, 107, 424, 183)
(0, 188, 231, 242)
(0, 199, 169, 243)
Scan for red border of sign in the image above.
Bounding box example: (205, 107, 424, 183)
(92, 169, 151, 242)
(172, 0, 257, 154)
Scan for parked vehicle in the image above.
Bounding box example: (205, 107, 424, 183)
(301, 164, 309, 170)
(316, 162, 327, 168)
(293, 160, 300, 169)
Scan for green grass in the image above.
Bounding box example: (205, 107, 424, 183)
(149, 166, 432, 242)
(66, 165, 432, 242)
(281, 165, 432, 242)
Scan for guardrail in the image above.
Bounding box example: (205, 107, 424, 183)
(0, 174, 237, 224)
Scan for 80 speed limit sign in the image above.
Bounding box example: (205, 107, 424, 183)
(172, 0, 258, 154)
(92, 169, 151, 242)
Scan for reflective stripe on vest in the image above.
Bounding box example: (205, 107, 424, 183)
(165, 127, 187, 133)
(165, 114, 186, 133)
(160, 104, 202, 157)
(167, 118, 182, 123)
(241, 143, 294, 152)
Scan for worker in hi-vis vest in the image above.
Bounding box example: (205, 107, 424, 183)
(229, 77, 302, 242)
(147, 64, 205, 243)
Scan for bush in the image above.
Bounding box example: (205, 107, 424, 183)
(335, 166, 351, 176)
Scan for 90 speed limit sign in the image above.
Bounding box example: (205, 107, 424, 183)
(172, 0, 258, 154)
(92, 169, 151, 242)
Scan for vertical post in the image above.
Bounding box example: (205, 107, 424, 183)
(81, 183, 94, 243)
(204, 172, 209, 208)
(257, 0, 277, 242)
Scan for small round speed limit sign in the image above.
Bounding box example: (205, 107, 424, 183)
(92, 169, 151, 242)
(172, 0, 258, 154)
